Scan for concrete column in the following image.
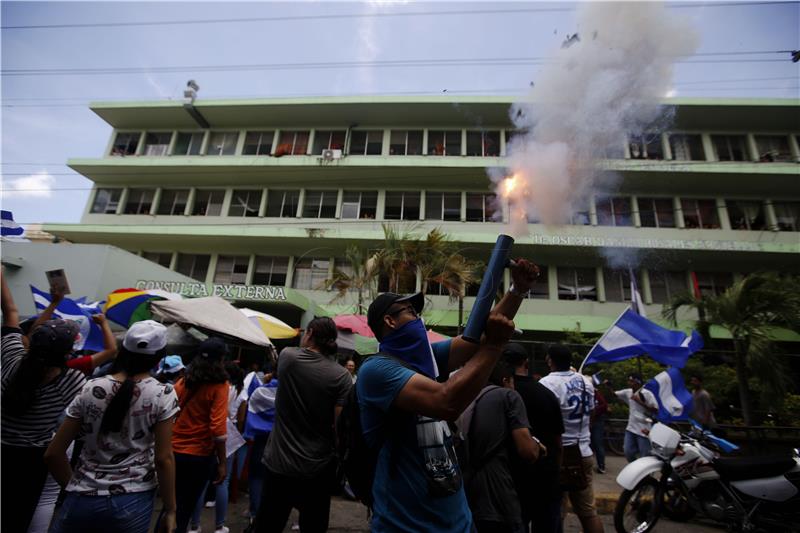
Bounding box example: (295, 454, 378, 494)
(134, 132, 147, 156)
(245, 254, 256, 285)
(503, 268, 511, 293)
(623, 135, 632, 159)
(746, 133, 760, 162)
(271, 130, 281, 155)
(258, 188, 268, 217)
(415, 266, 422, 292)
(335, 189, 344, 219)
(547, 266, 558, 301)
(376, 190, 386, 221)
(788, 134, 800, 163)
(502, 198, 510, 224)
(285, 256, 296, 288)
(381, 129, 391, 156)
(104, 130, 118, 157)
(460, 191, 467, 222)
(221, 189, 233, 217)
(764, 199, 779, 232)
(500, 130, 507, 156)
(235, 129, 247, 155)
(150, 187, 162, 216)
(116, 188, 130, 215)
(168, 252, 178, 271)
(631, 196, 642, 227)
(167, 131, 178, 155)
(419, 190, 426, 220)
(596, 266, 606, 303)
(461, 130, 467, 156)
(199, 130, 211, 155)
(641, 268, 653, 305)
(701, 133, 716, 162)
(296, 189, 306, 218)
(422, 129, 429, 155)
(661, 133, 672, 160)
(205, 254, 219, 285)
(589, 196, 599, 226)
(185, 187, 196, 216)
(716, 198, 732, 230)
(307, 130, 316, 155)
(673, 196, 685, 228)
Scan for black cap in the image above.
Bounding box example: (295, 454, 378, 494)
(30, 319, 79, 356)
(502, 342, 528, 366)
(197, 337, 229, 360)
(367, 292, 425, 340)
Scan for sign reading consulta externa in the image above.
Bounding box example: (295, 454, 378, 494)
(135, 280, 287, 301)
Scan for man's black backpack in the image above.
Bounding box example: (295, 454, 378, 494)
(335, 355, 411, 509)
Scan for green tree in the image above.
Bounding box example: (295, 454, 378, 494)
(372, 224, 419, 293)
(663, 273, 800, 425)
(324, 244, 378, 314)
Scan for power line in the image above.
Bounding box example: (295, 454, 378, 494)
(2, 2, 795, 30)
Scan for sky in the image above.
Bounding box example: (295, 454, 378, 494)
(1, 0, 798, 226)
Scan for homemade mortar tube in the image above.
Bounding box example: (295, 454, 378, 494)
(462, 234, 515, 343)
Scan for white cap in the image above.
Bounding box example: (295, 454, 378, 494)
(123, 320, 168, 355)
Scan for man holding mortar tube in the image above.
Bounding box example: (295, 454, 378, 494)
(357, 253, 540, 533)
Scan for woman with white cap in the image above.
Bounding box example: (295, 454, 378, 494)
(44, 320, 179, 533)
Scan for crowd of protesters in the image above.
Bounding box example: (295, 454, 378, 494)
(1, 257, 629, 533)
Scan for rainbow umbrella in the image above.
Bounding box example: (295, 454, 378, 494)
(239, 308, 298, 339)
(105, 288, 182, 327)
(333, 314, 374, 337)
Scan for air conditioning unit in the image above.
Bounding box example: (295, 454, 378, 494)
(321, 149, 342, 161)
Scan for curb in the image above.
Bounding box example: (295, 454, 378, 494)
(563, 491, 620, 515)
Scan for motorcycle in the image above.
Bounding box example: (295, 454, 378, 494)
(614, 421, 800, 533)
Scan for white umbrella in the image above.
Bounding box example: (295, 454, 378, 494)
(239, 308, 298, 339)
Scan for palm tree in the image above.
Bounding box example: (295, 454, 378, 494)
(324, 244, 378, 314)
(663, 272, 800, 425)
(429, 252, 482, 334)
(372, 224, 419, 293)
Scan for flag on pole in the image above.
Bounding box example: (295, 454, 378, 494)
(582, 308, 703, 368)
(1, 210, 24, 237)
(644, 367, 694, 422)
(629, 268, 646, 317)
(30, 285, 105, 352)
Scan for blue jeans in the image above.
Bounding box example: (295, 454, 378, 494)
(49, 490, 154, 533)
(191, 448, 247, 528)
(248, 433, 269, 518)
(624, 430, 651, 463)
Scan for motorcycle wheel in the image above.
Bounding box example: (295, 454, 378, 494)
(614, 476, 663, 533)
(662, 483, 695, 522)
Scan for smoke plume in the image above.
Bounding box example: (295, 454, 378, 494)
(496, 2, 698, 235)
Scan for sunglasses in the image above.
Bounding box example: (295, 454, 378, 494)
(387, 305, 418, 318)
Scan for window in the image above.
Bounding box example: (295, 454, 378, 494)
(123, 189, 154, 214)
(465, 193, 498, 222)
(528, 265, 549, 299)
(603, 269, 637, 302)
(755, 135, 792, 162)
(596, 197, 633, 227)
(192, 190, 224, 216)
(773, 201, 800, 231)
(649, 270, 687, 304)
(694, 272, 733, 297)
(727, 200, 766, 231)
(425, 192, 461, 221)
(681, 198, 719, 229)
(228, 190, 262, 217)
(143, 132, 171, 156)
(557, 267, 597, 301)
(712, 135, 748, 161)
(628, 133, 663, 160)
(349, 131, 383, 155)
(385, 191, 421, 220)
(243, 131, 275, 155)
(466, 131, 500, 156)
(142, 252, 172, 268)
(638, 197, 675, 228)
(669, 134, 704, 161)
(173, 132, 204, 155)
(302, 190, 337, 218)
(214, 255, 250, 285)
(332, 258, 355, 291)
(175, 253, 210, 282)
(265, 190, 300, 218)
(253, 256, 289, 286)
(292, 258, 330, 290)
(341, 191, 378, 219)
(428, 130, 461, 155)
(275, 131, 310, 156)
(157, 189, 189, 215)
(312, 130, 346, 153)
(90, 188, 122, 214)
(570, 207, 591, 226)
(111, 132, 139, 156)
(389, 130, 423, 155)
(206, 131, 239, 156)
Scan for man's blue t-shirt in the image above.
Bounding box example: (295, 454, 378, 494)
(357, 340, 472, 533)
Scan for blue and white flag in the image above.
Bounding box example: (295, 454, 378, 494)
(30, 285, 105, 352)
(1, 210, 24, 237)
(629, 268, 646, 317)
(583, 308, 703, 368)
(240, 371, 278, 439)
(644, 367, 694, 422)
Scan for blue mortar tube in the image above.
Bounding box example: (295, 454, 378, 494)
(462, 234, 515, 343)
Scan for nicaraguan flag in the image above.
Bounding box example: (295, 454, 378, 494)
(30, 285, 105, 352)
(629, 268, 646, 317)
(584, 308, 703, 368)
(239, 371, 278, 439)
(644, 367, 694, 422)
(1, 210, 24, 237)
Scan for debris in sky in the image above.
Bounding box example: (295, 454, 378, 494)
(561, 33, 580, 49)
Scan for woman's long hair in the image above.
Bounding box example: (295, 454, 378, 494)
(2, 344, 69, 416)
(225, 362, 245, 394)
(184, 353, 229, 391)
(99, 348, 164, 433)
(306, 317, 338, 357)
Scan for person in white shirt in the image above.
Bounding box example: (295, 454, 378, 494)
(614, 374, 659, 462)
(539, 346, 603, 533)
